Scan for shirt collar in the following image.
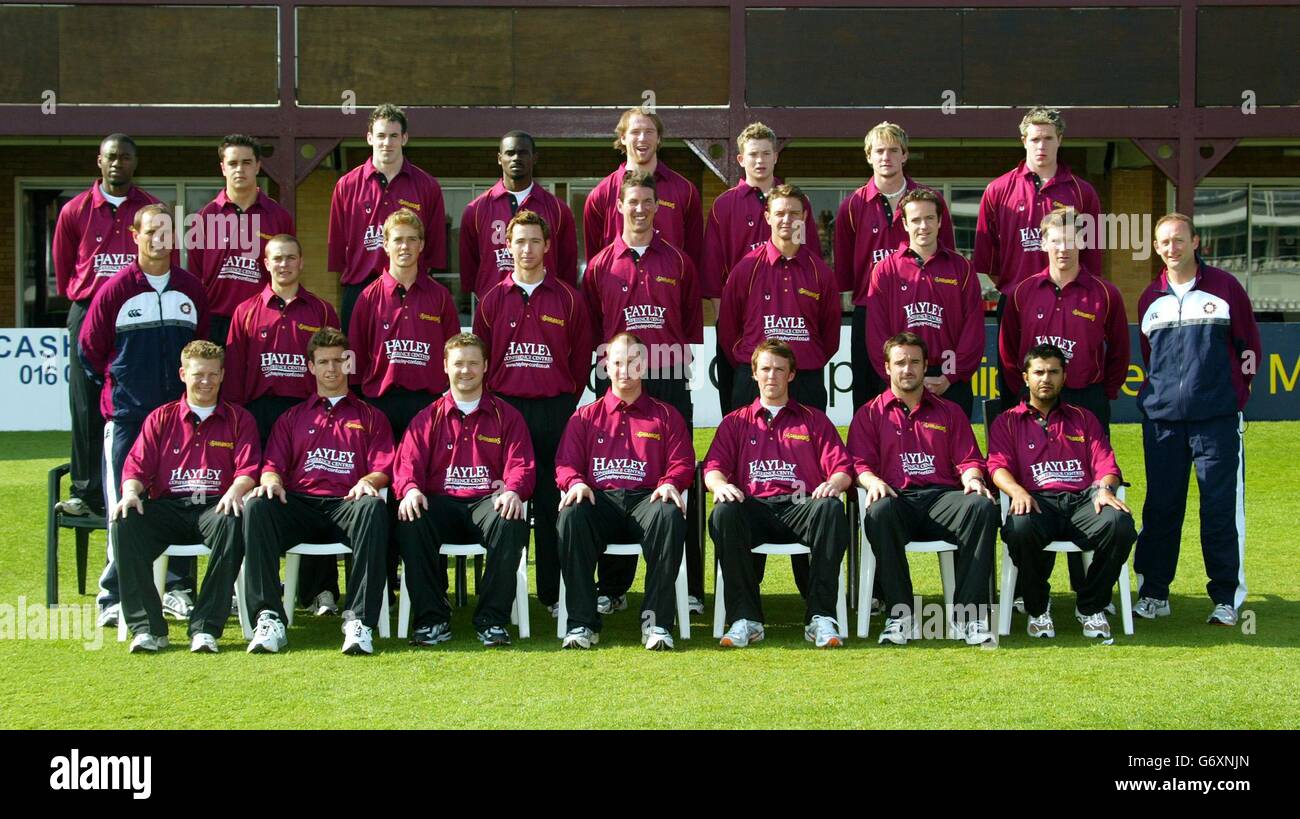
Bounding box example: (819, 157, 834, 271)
(881, 388, 937, 415)
(438, 390, 492, 418)
(764, 240, 802, 264)
(381, 270, 427, 294)
(90, 182, 147, 208)
(183, 399, 229, 423)
(214, 188, 266, 212)
(364, 156, 407, 182)
(310, 392, 356, 411)
(1018, 160, 1074, 187)
(601, 388, 650, 415)
(612, 234, 658, 259)
(864, 174, 915, 202)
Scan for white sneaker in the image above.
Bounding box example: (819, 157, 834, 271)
(1207, 604, 1238, 627)
(341, 618, 374, 655)
(129, 632, 169, 653)
(1134, 597, 1171, 619)
(804, 615, 843, 648)
(57, 497, 90, 516)
(964, 618, 995, 646)
(1027, 611, 1055, 638)
(247, 612, 287, 654)
(644, 627, 674, 651)
(190, 632, 218, 653)
(97, 603, 121, 629)
(310, 590, 339, 616)
(719, 618, 765, 648)
(1077, 608, 1112, 639)
(1013, 596, 1026, 614)
(562, 626, 599, 649)
(596, 594, 628, 615)
(877, 616, 911, 646)
(162, 589, 194, 620)
(687, 595, 705, 615)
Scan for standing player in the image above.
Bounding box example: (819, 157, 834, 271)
(243, 328, 395, 655)
(720, 184, 840, 411)
(835, 122, 955, 408)
(395, 333, 535, 647)
(583, 108, 702, 266)
(328, 103, 447, 332)
(53, 134, 168, 519)
(459, 131, 577, 298)
(999, 206, 1129, 435)
(474, 210, 594, 616)
(1134, 214, 1261, 626)
(114, 341, 260, 652)
(79, 204, 209, 626)
(583, 171, 703, 614)
(867, 189, 983, 418)
(702, 122, 821, 416)
(705, 339, 853, 649)
(555, 333, 693, 650)
(188, 134, 295, 346)
(849, 332, 998, 646)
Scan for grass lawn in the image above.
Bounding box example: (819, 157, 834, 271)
(1, 424, 1296, 729)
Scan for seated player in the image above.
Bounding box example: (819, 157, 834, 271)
(987, 343, 1135, 639)
(555, 332, 693, 650)
(114, 340, 260, 653)
(394, 333, 534, 648)
(704, 339, 853, 649)
(242, 328, 395, 655)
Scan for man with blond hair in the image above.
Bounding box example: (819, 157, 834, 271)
(836, 121, 955, 408)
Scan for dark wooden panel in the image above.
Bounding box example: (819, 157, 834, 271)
(0, 8, 59, 103)
(299, 7, 512, 106)
(963, 8, 1178, 106)
(747, 8, 962, 107)
(58, 7, 277, 104)
(514, 8, 728, 106)
(1198, 8, 1300, 106)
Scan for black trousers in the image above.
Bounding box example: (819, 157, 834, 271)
(560, 489, 686, 633)
(731, 365, 828, 413)
(243, 493, 389, 629)
(397, 494, 528, 630)
(502, 393, 577, 607)
(245, 394, 303, 444)
(710, 495, 847, 626)
(208, 314, 233, 347)
(1002, 489, 1136, 617)
(598, 375, 702, 600)
(339, 274, 379, 335)
(115, 498, 243, 639)
(714, 337, 736, 418)
(67, 299, 105, 512)
(851, 305, 886, 408)
(862, 486, 997, 619)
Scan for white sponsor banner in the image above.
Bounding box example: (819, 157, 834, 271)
(0, 329, 73, 431)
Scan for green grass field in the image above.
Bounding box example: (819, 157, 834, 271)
(1, 425, 1297, 729)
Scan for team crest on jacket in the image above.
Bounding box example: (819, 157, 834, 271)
(1203, 302, 1217, 314)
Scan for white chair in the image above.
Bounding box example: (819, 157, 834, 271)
(398, 543, 531, 639)
(855, 487, 958, 639)
(116, 543, 210, 642)
(996, 490, 1134, 636)
(236, 489, 391, 639)
(712, 530, 850, 639)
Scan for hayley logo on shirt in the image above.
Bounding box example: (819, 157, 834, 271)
(624, 304, 668, 331)
(899, 452, 937, 477)
(871, 248, 892, 266)
(445, 464, 491, 491)
(763, 315, 811, 344)
(304, 448, 357, 475)
(903, 301, 944, 330)
(493, 247, 514, 270)
(1029, 459, 1085, 487)
(363, 224, 384, 252)
(1033, 335, 1076, 360)
(168, 466, 223, 494)
(504, 341, 552, 369)
(93, 253, 135, 278)
(747, 459, 798, 484)
(260, 352, 307, 378)
(384, 339, 431, 365)
(217, 255, 262, 284)
(592, 457, 647, 483)
(1018, 227, 1043, 252)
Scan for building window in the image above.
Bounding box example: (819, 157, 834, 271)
(1194, 183, 1300, 311)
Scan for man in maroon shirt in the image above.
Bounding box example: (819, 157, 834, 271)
(188, 134, 296, 346)
(242, 328, 395, 655)
(703, 122, 821, 417)
(999, 206, 1129, 435)
(705, 339, 853, 649)
(474, 210, 594, 615)
(555, 332, 694, 650)
(53, 134, 167, 518)
(395, 333, 535, 647)
(867, 189, 983, 418)
(583, 108, 703, 266)
(114, 340, 261, 652)
(460, 131, 577, 298)
(583, 171, 704, 613)
(720, 184, 840, 412)
(835, 122, 955, 410)
(988, 343, 1134, 640)
(849, 332, 998, 646)
(328, 104, 447, 333)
